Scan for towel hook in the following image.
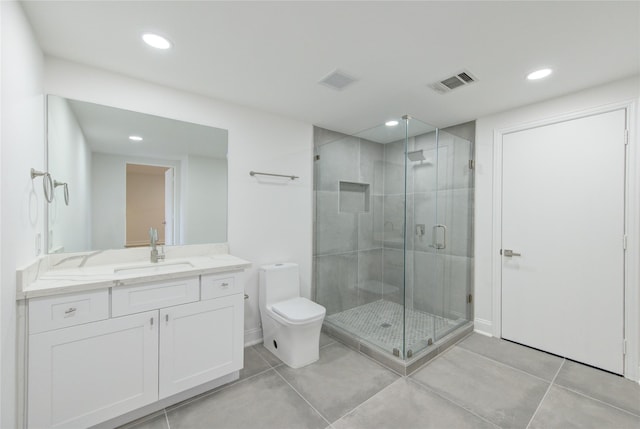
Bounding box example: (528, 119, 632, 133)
(31, 168, 54, 203)
(54, 180, 69, 206)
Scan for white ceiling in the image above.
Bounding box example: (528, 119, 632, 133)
(23, 1, 640, 135)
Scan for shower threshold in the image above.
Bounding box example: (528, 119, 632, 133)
(322, 300, 473, 375)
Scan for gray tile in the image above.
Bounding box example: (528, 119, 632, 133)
(315, 135, 359, 192)
(359, 139, 384, 195)
(357, 249, 383, 305)
(239, 345, 272, 379)
(275, 342, 399, 423)
(333, 378, 497, 429)
(458, 333, 563, 381)
(319, 331, 335, 348)
(253, 342, 283, 367)
(316, 191, 357, 255)
(314, 126, 349, 148)
(383, 139, 410, 195)
(555, 360, 640, 416)
(411, 346, 549, 428)
(117, 412, 168, 429)
(529, 385, 640, 429)
(358, 195, 383, 250)
(382, 248, 405, 305)
(412, 251, 443, 316)
(315, 252, 358, 315)
(383, 194, 412, 250)
(166, 370, 327, 429)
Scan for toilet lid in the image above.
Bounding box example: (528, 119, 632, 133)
(271, 297, 326, 323)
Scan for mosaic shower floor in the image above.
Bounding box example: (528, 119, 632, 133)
(325, 300, 461, 355)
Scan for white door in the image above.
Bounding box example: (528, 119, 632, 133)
(164, 167, 174, 245)
(28, 311, 159, 428)
(501, 109, 626, 374)
(159, 294, 243, 399)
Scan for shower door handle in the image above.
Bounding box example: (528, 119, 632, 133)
(430, 224, 447, 249)
(502, 249, 521, 257)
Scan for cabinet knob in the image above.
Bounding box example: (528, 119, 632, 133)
(221, 282, 229, 287)
(64, 307, 76, 317)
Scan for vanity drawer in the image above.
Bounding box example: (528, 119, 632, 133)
(112, 277, 199, 317)
(201, 272, 241, 300)
(29, 290, 109, 334)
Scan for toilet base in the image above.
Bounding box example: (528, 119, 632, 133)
(261, 314, 324, 369)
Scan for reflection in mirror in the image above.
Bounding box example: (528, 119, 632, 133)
(47, 95, 228, 254)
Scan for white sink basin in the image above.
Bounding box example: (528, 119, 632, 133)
(114, 261, 194, 276)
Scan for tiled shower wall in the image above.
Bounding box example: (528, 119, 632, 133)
(313, 123, 474, 324)
(313, 127, 385, 315)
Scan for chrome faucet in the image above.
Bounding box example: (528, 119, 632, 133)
(149, 227, 165, 263)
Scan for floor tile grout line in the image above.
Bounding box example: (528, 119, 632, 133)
(456, 344, 560, 384)
(251, 344, 280, 368)
(525, 358, 565, 429)
(165, 366, 276, 414)
(272, 367, 334, 428)
(552, 383, 640, 418)
(406, 377, 502, 429)
(163, 409, 170, 429)
(330, 378, 405, 425)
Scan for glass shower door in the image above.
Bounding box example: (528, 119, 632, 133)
(433, 129, 474, 342)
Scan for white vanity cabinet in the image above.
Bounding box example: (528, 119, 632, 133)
(25, 270, 245, 429)
(159, 293, 243, 398)
(28, 310, 159, 429)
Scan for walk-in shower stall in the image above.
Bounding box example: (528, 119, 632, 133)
(313, 116, 474, 372)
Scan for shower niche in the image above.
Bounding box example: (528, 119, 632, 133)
(313, 117, 474, 373)
(339, 182, 370, 213)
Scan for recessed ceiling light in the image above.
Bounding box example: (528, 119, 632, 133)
(527, 68, 553, 80)
(385, 120, 399, 127)
(142, 33, 172, 50)
(129, 135, 143, 142)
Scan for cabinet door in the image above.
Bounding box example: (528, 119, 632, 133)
(159, 294, 243, 399)
(28, 311, 159, 428)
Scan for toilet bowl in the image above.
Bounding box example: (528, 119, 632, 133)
(259, 263, 326, 368)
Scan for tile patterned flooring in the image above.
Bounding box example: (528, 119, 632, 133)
(121, 333, 640, 429)
(325, 300, 459, 354)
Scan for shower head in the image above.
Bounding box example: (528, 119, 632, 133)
(407, 149, 426, 162)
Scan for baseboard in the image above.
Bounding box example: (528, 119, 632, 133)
(244, 327, 263, 347)
(473, 318, 493, 337)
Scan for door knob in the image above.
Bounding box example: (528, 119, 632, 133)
(503, 249, 521, 257)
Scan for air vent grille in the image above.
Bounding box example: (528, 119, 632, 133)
(430, 70, 477, 94)
(319, 69, 358, 91)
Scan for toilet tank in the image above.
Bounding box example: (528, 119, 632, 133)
(259, 263, 300, 307)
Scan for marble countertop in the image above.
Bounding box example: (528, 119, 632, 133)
(17, 244, 251, 300)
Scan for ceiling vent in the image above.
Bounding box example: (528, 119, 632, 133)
(318, 69, 358, 91)
(429, 70, 477, 94)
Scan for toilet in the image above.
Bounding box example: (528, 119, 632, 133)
(259, 263, 326, 368)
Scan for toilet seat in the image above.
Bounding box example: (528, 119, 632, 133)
(271, 297, 325, 323)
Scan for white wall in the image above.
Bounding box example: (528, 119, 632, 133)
(0, 2, 44, 427)
(474, 76, 640, 378)
(183, 155, 227, 244)
(45, 57, 313, 344)
(47, 96, 92, 253)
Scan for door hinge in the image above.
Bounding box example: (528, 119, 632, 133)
(624, 129, 629, 145)
(314, 154, 320, 161)
(467, 294, 473, 304)
(623, 339, 628, 355)
(468, 159, 475, 170)
(623, 235, 628, 250)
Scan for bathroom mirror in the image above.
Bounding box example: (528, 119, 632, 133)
(46, 95, 228, 253)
